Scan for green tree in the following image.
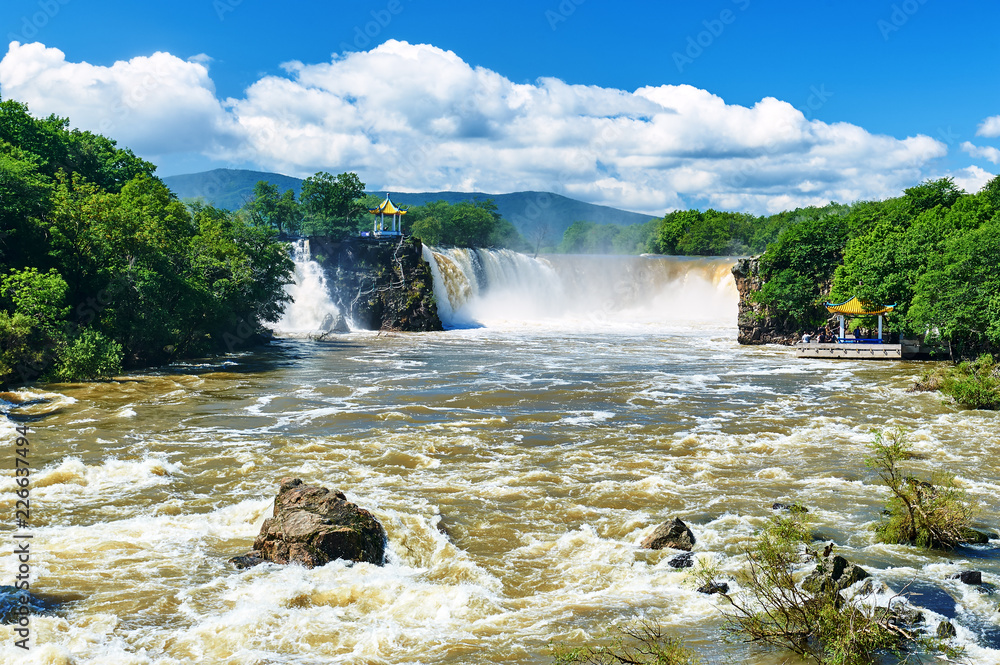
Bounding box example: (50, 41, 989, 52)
(244, 180, 302, 234)
(300, 171, 366, 238)
(0, 141, 53, 268)
(405, 199, 523, 248)
(0, 100, 294, 387)
(753, 211, 852, 328)
(866, 428, 977, 548)
(0, 268, 70, 384)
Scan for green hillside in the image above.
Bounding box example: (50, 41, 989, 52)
(161, 169, 656, 239)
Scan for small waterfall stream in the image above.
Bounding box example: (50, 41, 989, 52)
(272, 239, 350, 335)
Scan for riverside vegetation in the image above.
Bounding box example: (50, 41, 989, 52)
(0, 100, 293, 386)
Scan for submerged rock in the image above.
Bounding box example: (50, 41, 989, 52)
(667, 552, 695, 568)
(936, 620, 957, 638)
(697, 581, 729, 595)
(802, 552, 870, 596)
(641, 518, 695, 551)
(771, 502, 808, 513)
(231, 478, 386, 569)
(0, 586, 56, 624)
(960, 528, 992, 545)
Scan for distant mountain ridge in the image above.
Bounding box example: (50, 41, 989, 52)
(161, 169, 657, 238)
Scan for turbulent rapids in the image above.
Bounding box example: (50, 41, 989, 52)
(2, 246, 1000, 665)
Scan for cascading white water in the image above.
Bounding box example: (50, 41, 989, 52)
(272, 239, 350, 335)
(422, 247, 739, 329)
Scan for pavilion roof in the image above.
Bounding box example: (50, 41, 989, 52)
(824, 296, 895, 316)
(368, 194, 407, 216)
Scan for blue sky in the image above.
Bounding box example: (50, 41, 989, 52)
(2, 0, 998, 214)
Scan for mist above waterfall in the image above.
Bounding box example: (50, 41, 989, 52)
(423, 247, 738, 330)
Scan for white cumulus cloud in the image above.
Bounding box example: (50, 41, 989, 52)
(949, 165, 995, 194)
(1, 39, 955, 214)
(976, 115, 1000, 138)
(961, 141, 1000, 165)
(0, 41, 240, 162)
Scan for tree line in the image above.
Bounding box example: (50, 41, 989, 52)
(241, 176, 526, 249)
(1, 100, 293, 386)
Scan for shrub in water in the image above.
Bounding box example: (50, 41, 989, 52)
(550, 621, 699, 665)
(866, 428, 976, 549)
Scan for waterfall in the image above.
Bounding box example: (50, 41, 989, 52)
(272, 239, 350, 335)
(422, 247, 739, 329)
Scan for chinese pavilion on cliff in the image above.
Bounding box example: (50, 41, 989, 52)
(368, 194, 406, 238)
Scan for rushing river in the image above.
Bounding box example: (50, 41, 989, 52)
(2, 248, 999, 665)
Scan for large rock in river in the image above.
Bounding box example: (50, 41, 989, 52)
(234, 478, 386, 568)
(641, 518, 696, 551)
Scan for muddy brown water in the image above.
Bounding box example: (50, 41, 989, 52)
(2, 252, 999, 664)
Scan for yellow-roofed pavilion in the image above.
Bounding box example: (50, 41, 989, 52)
(369, 194, 407, 238)
(824, 296, 895, 341)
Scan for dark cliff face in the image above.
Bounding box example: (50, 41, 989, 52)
(307, 236, 443, 332)
(732, 257, 800, 345)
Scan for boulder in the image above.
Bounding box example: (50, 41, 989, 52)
(0, 586, 55, 624)
(952, 571, 982, 585)
(959, 528, 991, 545)
(231, 478, 386, 569)
(667, 552, 694, 569)
(936, 620, 957, 638)
(771, 502, 808, 513)
(802, 553, 870, 596)
(697, 581, 729, 595)
(641, 518, 695, 551)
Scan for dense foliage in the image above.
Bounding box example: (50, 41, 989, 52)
(403, 198, 524, 249)
(747, 178, 1000, 359)
(239, 177, 526, 249)
(554, 203, 847, 257)
(299, 171, 367, 238)
(0, 100, 293, 387)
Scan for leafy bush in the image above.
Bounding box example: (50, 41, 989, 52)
(941, 354, 1000, 409)
(866, 429, 976, 549)
(698, 513, 906, 665)
(52, 329, 123, 381)
(550, 621, 699, 665)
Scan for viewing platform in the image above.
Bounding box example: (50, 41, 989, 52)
(795, 337, 929, 360)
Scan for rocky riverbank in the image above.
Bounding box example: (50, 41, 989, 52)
(732, 257, 802, 345)
(306, 236, 442, 332)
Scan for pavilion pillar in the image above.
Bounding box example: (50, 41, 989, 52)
(878, 315, 883, 341)
(839, 315, 845, 340)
